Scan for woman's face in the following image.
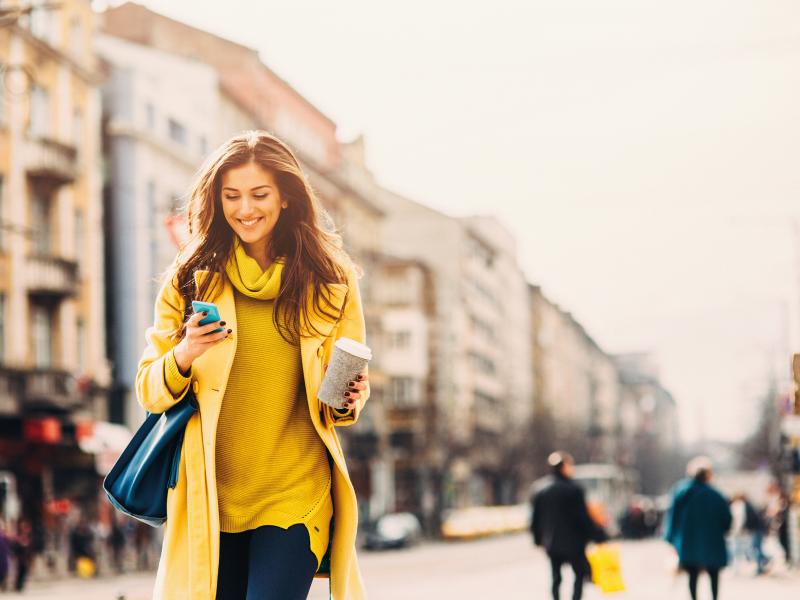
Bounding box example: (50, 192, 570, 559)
(220, 161, 286, 251)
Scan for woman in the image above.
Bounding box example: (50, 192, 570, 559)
(664, 457, 732, 600)
(136, 131, 370, 600)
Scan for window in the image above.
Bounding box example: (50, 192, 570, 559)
(469, 350, 496, 375)
(73, 109, 83, 158)
(387, 330, 411, 350)
(74, 208, 84, 270)
(32, 304, 53, 368)
(31, 189, 51, 254)
(76, 317, 86, 372)
(147, 181, 159, 301)
(29, 3, 54, 42)
(69, 16, 83, 61)
(0, 176, 4, 250)
(167, 118, 187, 145)
(145, 103, 155, 130)
(0, 294, 5, 363)
(390, 377, 416, 407)
(473, 389, 497, 405)
(29, 85, 50, 137)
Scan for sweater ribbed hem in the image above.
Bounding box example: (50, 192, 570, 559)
(164, 348, 191, 397)
(218, 476, 331, 534)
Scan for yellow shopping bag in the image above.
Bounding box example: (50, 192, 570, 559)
(587, 544, 626, 594)
(76, 556, 96, 579)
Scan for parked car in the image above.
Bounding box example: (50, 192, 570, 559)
(362, 512, 422, 550)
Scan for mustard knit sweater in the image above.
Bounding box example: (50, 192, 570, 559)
(164, 240, 333, 566)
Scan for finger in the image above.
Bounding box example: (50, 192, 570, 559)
(196, 320, 227, 336)
(347, 381, 366, 392)
(193, 327, 230, 345)
(323, 364, 328, 372)
(341, 399, 355, 409)
(356, 373, 368, 382)
(187, 311, 208, 327)
(343, 391, 360, 402)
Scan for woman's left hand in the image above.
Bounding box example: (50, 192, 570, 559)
(322, 366, 368, 411)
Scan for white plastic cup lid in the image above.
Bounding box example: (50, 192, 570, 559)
(334, 337, 372, 361)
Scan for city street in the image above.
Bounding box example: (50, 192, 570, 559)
(7, 533, 797, 600)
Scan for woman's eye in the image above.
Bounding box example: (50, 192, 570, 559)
(224, 196, 240, 201)
(254, 194, 268, 199)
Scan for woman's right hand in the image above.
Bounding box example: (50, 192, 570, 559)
(173, 311, 231, 374)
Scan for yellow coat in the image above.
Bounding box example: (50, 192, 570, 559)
(135, 267, 369, 600)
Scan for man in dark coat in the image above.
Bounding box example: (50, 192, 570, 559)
(531, 452, 607, 600)
(664, 456, 732, 600)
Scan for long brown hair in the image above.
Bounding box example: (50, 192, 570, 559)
(168, 130, 354, 342)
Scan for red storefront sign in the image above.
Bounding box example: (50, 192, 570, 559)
(75, 420, 94, 442)
(23, 417, 62, 443)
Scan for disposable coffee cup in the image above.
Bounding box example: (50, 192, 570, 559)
(318, 337, 372, 410)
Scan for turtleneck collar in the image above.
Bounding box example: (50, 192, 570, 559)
(225, 237, 284, 300)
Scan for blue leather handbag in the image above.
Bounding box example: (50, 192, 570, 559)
(103, 391, 199, 527)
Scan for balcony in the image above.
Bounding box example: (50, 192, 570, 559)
(25, 255, 79, 297)
(24, 369, 78, 411)
(23, 136, 79, 184)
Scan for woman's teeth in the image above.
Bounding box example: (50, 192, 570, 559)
(238, 217, 262, 226)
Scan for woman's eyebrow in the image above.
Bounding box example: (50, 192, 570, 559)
(221, 185, 273, 192)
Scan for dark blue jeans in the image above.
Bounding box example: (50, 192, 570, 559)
(216, 523, 318, 600)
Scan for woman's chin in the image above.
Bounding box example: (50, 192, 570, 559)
(236, 229, 269, 244)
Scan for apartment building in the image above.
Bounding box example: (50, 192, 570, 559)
(0, 0, 109, 554)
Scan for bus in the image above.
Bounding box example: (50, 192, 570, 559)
(530, 463, 637, 536)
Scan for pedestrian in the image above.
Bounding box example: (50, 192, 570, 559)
(134, 131, 370, 600)
(765, 481, 792, 566)
(728, 493, 750, 572)
(531, 451, 608, 600)
(729, 493, 769, 574)
(68, 516, 96, 574)
(664, 456, 732, 600)
(0, 521, 10, 590)
(108, 515, 127, 573)
(11, 520, 33, 593)
(133, 521, 153, 571)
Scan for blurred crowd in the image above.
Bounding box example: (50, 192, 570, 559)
(0, 511, 160, 592)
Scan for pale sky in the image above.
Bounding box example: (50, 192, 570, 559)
(111, 0, 800, 443)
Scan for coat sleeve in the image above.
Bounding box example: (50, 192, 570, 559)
(573, 486, 608, 543)
(531, 492, 542, 545)
(135, 271, 193, 414)
(323, 267, 370, 427)
(663, 486, 680, 546)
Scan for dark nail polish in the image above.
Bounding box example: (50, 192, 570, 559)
(344, 392, 351, 398)
(227, 328, 232, 333)
(220, 321, 226, 326)
(202, 311, 208, 316)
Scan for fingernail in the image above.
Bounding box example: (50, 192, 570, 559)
(348, 381, 356, 387)
(344, 392, 351, 398)
(202, 311, 208, 316)
(227, 328, 232, 333)
(357, 375, 365, 381)
(220, 321, 226, 326)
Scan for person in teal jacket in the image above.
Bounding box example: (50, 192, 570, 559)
(665, 456, 732, 600)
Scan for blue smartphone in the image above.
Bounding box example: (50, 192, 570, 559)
(191, 301, 225, 333)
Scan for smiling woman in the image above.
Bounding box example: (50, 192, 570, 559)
(220, 165, 287, 271)
(132, 131, 371, 600)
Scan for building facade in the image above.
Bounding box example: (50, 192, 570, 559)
(0, 0, 110, 567)
(380, 193, 533, 507)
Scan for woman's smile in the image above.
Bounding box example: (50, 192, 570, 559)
(237, 216, 263, 228)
